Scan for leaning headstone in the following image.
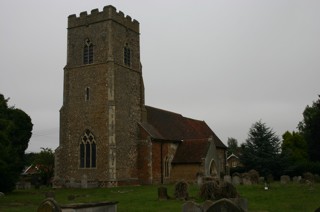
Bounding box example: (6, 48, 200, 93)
(81, 174, 88, 188)
(280, 175, 290, 184)
(37, 198, 61, 212)
(182, 201, 202, 212)
(0, 192, 4, 197)
(224, 175, 231, 183)
(206, 198, 244, 212)
(232, 176, 241, 185)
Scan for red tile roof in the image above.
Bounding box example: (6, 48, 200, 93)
(172, 139, 210, 164)
(141, 106, 226, 149)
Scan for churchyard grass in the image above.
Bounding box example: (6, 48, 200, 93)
(0, 182, 319, 211)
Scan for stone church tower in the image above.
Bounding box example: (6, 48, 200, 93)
(55, 6, 145, 187)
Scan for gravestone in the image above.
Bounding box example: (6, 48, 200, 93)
(232, 176, 241, 185)
(280, 175, 290, 184)
(197, 174, 203, 186)
(292, 176, 301, 183)
(206, 198, 244, 212)
(224, 175, 231, 183)
(230, 198, 248, 212)
(81, 175, 88, 188)
(259, 177, 265, 184)
(181, 201, 202, 212)
(37, 198, 61, 212)
(202, 200, 214, 211)
(242, 178, 252, 185)
(0, 192, 4, 197)
(158, 187, 169, 200)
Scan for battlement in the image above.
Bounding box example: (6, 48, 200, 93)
(68, 5, 139, 33)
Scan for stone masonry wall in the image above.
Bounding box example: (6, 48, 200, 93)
(56, 5, 143, 186)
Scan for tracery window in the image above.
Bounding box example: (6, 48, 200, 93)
(123, 43, 131, 66)
(83, 39, 93, 64)
(80, 129, 96, 168)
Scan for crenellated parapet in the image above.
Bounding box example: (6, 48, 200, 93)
(68, 5, 139, 33)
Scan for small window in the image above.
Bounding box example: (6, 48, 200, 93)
(124, 43, 131, 66)
(84, 39, 93, 64)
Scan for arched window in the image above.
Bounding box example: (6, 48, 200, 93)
(85, 87, 90, 101)
(123, 43, 131, 66)
(83, 39, 93, 64)
(80, 129, 96, 168)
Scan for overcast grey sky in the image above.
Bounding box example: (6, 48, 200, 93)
(1, 1, 319, 152)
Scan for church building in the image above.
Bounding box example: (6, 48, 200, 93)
(54, 5, 226, 188)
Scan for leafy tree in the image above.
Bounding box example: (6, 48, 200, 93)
(240, 120, 281, 177)
(282, 131, 308, 163)
(34, 148, 55, 185)
(227, 137, 239, 156)
(298, 95, 320, 161)
(0, 94, 33, 192)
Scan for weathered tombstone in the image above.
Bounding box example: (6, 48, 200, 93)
(206, 198, 244, 212)
(197, 174, 203, 186)
(158, 186, 169, 200)
(259, 177, 265, 184)
(81, 174, 88, 188)
(223, 175, 231, 183)
(242, 178, 252, 185)
(0, 192, 4, 198)
(181, 201, 202, 212)
(202, 200, 214, 211)
(280, 175, 290, 184)
(232, 176, 241, 185)
(37, 198, 61, 212)
(293, 176, 302, 183)
(230, 198, 248, 212)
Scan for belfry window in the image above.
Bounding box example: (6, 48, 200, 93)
(124, 43, 131, 66)
(80, 129, 96, 168)
(83, 39, 93, 64)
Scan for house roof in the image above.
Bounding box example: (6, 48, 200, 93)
(227, 153, 239, 160)
(140, 105, 226, 149)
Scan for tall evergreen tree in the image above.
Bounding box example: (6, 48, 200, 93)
(240, 120, 281, 177)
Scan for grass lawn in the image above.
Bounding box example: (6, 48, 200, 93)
(0, 182, 320, 211)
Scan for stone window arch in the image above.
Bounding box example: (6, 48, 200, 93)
(83, 38, 93, 64)
(80, 129, 96, 168)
